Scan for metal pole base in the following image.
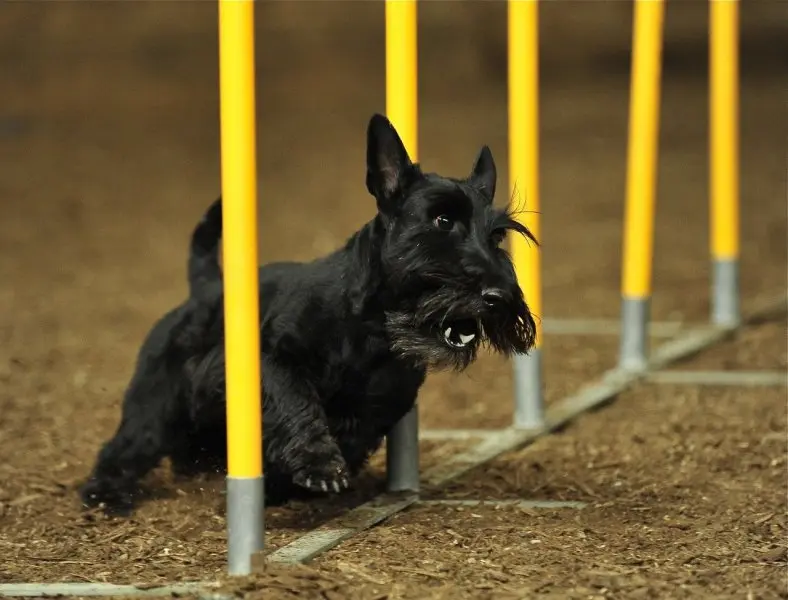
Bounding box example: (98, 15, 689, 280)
(386, 405, 420, 492)
(513, 349, 544, 429)
(618, 297, 650, 372)
(712, 259, 740, 327)
(227, 475, 265, 575)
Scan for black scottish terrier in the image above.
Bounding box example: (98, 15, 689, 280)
(80, 114, 537, 515)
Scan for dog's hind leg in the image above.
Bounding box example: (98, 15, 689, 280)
(80, 362, 186, 516)
(263, 356, 350, 494)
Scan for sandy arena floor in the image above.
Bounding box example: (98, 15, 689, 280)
(0, 2, 785, 598)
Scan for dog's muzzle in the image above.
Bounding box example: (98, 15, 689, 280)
(385, 284, 536, 371)
(438, 287, 514, 348)
(441, 318, 478, 349)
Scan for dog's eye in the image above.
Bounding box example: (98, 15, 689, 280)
(434, 215, 454, 231)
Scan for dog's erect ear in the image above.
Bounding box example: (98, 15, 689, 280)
(366, 113, 413, 207)
(468, 146, 496, 204)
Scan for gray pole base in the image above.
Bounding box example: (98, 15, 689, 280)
(226, 475, 265, 576)
(618, 297, 650, 372)
(386, 404, 420, 492)
(712, 259, 740, 327)
(513, 349, 544, 429)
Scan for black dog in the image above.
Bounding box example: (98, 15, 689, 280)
(80, 114, 537, 515)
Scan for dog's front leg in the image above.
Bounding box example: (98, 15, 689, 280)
(263, 356, 350, 494)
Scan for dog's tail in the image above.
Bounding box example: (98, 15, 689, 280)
(188, 197, 223, 299)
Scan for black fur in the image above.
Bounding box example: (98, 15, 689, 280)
(79, 114, 537, 515)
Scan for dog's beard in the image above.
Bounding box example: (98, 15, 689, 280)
(385, 286, 536, 372)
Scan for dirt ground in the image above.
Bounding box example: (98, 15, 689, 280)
(0, 2, 786, 598)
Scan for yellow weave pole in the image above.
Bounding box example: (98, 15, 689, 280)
(385, 0, 418, 156)
(618, 0, 665, 372)
(710, 0, 740, 326)
(508, 0, 543, 429)
(384, 0, 420, 493)
(218, 0, 263, 575)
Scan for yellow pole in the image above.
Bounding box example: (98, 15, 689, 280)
(384, 0, 420, 493)
(619, 0, 664, 371)
(710, 0, 740, 326)
(508, 0, 543, 428)
(218, 0, 263, 575)
(508, 0, 541, 348)
(385, 0, 418, 158)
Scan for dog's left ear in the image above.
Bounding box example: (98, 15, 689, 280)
(366, 113, 414, 211)
(468, 146, 496, 204)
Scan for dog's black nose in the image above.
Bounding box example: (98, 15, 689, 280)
(482, 288, 506, 308)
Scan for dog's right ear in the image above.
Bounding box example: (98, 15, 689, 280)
(366, 113, 413, 210)
(468, 145, 497, 205)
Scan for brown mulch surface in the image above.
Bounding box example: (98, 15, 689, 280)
(674, 316, 787, 372)
(0, 2, 785, 598)
(318, 386, 787, 599)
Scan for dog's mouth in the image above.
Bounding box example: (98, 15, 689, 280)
(441, 318, 479, 350)
(385, 285, 536, 372)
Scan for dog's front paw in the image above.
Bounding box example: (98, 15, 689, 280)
(292, 457, 351, 494)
